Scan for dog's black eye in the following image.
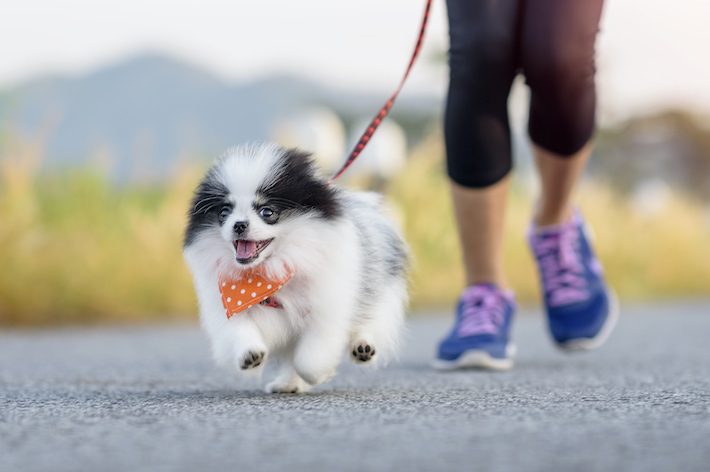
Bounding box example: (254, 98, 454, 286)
(218, 205, 232, 223)
(259, 207, 278, 222)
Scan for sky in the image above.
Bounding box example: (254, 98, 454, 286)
(1, 0, 709, 125)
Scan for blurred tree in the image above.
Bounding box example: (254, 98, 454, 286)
(592, 110, 710, 202)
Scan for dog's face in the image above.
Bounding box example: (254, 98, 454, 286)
(184, 145, 340, 270)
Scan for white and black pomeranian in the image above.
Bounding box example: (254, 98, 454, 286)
(183, 144, 408, 393)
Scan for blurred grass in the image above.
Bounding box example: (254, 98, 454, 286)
(389, 133, 710, 309)
(0, 137, 200, 325)
(1, 132, 709, 325)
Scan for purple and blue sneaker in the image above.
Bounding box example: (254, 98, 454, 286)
(432, 283, 516, 370)
(528, 211, 618, 351)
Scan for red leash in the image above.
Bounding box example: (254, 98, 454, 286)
(328, 0, 432, 184)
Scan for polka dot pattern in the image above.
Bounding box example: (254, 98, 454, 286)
(218, 266, 296, 319)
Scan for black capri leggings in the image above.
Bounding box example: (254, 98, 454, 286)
(445, 0, 605, 188)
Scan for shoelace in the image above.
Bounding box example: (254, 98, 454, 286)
(532, 222, 589, 307)
(457, 285, 510, 337)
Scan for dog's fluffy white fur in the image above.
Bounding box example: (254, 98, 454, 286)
(183, 144, 408, 393)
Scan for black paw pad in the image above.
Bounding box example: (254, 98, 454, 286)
(351, 341, 376, 363)
(241, 350, 265, 370)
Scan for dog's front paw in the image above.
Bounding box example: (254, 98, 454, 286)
(351, 341, 376, 363)
(240, 350, 265, 370)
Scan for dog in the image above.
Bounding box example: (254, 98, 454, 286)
(183, 144, 409, 393)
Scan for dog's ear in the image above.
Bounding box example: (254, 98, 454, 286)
(258, 148, 341, 220)
(184, 174, 230, 247)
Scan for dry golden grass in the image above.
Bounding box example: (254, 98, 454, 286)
(1, 132, 709, 325)
(0, 137, 201, 325)
(388, 133, 710, 309)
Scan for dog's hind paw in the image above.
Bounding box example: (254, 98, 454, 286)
(351, 341, 376, 363)
(240, 350, 265, 370)
(265, 378, 310, 394)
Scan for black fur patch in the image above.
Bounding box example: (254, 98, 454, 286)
(257, 149, 341, 220)
(183, 168, 230, 247)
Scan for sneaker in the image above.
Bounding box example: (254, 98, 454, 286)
(432, 283, 516, 371)
(528, 211, 618, 351)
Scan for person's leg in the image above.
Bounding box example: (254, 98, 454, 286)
(533, 141, 592, 226)
(521, 0, 603, 226)
(522, 0, 603, 159)
(522, 0, 617, 350)
(434, 0, 521, 370)
(450, 176, 510, 288)
(444, 0, 520, 285)
(521, 0, 603, 225)
(523, 0, 602, 226)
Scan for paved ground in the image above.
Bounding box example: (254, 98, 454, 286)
(1, 301, 709, 472)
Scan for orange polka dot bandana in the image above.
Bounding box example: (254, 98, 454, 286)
(218, 267, 296, 319)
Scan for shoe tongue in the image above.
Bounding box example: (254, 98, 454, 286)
(461, 283, 515, 307)
(463, 283, 497, 296)
(536, 218, 577, 237)
(236, 240, 257, 259)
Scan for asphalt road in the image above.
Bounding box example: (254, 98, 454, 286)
(1, 301, 710, 472)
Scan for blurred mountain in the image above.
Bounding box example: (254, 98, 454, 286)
(0, 53, 439, 181)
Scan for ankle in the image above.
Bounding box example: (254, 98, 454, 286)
(466, 276, 508, 290)
(534, 206, 573, 228)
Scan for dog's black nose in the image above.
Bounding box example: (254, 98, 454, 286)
(233, 221, 248, 235)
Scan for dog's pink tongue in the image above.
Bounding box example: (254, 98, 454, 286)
(236, 240, 257, 259)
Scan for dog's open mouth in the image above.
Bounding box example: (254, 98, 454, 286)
(234, 238, 273, 264)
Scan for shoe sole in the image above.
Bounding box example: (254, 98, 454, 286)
(556, 288, 620, 352)
(431, 344, 516, 371)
